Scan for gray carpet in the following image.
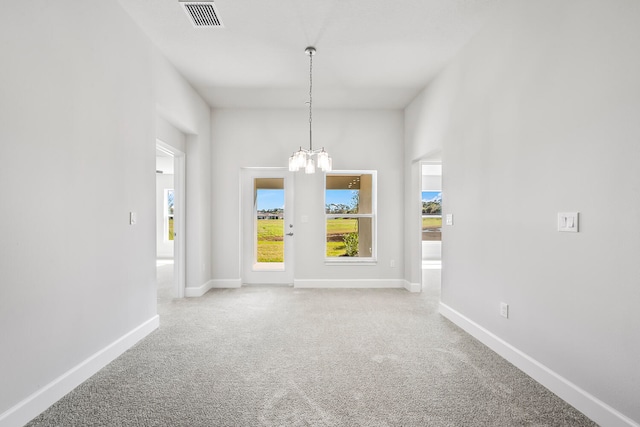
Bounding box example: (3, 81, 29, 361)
(26, 267, 596, 426)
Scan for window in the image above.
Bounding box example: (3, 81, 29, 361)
(421, 191, 441, 241)
(165, 189, 174, 241)
(325, 171, 376, 262)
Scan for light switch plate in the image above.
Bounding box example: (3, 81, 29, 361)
(558, 212, 578, 232)
(445, 214, 453, 226)
(129, 211, 137, 225)
(500, 302, 509, 318)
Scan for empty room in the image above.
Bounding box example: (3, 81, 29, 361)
(1, 1, 639, 426)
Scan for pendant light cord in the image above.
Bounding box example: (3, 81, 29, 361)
(309, 51, 313, 152)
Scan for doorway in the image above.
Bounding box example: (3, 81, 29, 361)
(156, 140, 186, 298)
(241, 168, 294, 285)
(420, 161, 442, 291)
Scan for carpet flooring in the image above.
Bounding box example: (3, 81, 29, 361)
(26, 264, 596, 426)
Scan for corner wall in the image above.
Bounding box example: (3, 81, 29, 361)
(153, 53, 212, 292)
(405, 0, 640, 425)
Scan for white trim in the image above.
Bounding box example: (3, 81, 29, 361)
(184, 279, 242, 297)
(0, 316, 159, 427)
(403, 280, 421, 293)
(294, 279, 404, 289)
(184, 281, 212, 297)
(210, 279, 242, 289)
(439, 303, 639, 427)
(173, 152, 186, 298)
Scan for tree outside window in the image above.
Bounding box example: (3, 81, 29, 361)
(421, 191, 441, 241)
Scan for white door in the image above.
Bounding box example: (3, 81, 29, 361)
(241, 168, 294, 285)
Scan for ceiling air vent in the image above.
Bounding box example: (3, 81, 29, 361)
(180, 1, 223, 28)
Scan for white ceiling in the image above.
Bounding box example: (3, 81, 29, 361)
(118, 0, 503, 109)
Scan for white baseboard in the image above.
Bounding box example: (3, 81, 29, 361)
(0, 315, 159, 427)
(210, 279, 241, 289)
(185, 279, 241, 297)
(184, 282, 210, 297)
(294, 279, 405, 289)
(439, 303, 639, 427)
(404, 280, 421, 293)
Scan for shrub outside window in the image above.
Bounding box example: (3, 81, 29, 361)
(325, 171, 376, 263)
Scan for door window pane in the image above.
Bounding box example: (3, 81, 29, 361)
(255, 179, 284, 263)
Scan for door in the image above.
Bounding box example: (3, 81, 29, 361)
(241, 168, 294, 284)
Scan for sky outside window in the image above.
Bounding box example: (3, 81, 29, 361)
(326, 189, 358, 208)
(257, 189, 284, 210)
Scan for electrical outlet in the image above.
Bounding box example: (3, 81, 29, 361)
(500, 302, 509, 319)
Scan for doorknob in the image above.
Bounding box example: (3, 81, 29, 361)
(286, 232, 294, 236)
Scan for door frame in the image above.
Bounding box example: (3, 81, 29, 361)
(156, 140, 186, 298)
(240, 167, 295, 285)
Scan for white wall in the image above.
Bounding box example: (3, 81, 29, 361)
(211, 109, 404, 288)
(405, 0, 640, 425)
(0, 1, 158, 425)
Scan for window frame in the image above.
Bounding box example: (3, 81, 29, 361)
(324, 170, 377, 265)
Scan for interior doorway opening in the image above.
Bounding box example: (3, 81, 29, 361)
(156, 141, 186, 298)
(420, 161, 442, 291)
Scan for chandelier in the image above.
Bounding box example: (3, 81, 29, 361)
(288, 46, 332, 174)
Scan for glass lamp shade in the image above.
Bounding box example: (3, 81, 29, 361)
(305, 157, 316, 174)
(288, 154, 299, 172)
(295, 151, 307, 169)
(317, 150, 332, 172)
